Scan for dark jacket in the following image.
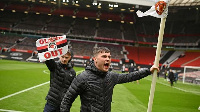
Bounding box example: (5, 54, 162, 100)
(128, 65, 135, 73)
(60, 62, 151, 112)
(45, 59, 76, 106)
(168, 71, 174, 81)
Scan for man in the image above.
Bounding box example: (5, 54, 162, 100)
(174, 70, 179, 83)
(43, 49, 76, 112)
(135, 66, 141, 84)
(128, 63, 135, 73)
(60, 47, 159, 112)
(121, 64, 126, 73)
(168, 69, 175, 87)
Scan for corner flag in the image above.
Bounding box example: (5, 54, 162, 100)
(136, 0, 168, 18)
(136, 1, 169, 112)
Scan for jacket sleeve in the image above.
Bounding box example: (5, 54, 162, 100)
(71, 69, 76, 78)
(60, 73, 86, 112)
(45, 59, 56, 71)
(114, 68, 152, 84)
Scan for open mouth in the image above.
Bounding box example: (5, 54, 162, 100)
(104, 63, 110, 69)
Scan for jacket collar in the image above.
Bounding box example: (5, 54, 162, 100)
(58, 61, 71, 69)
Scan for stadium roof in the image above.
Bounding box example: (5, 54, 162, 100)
(2, 0, 200, 11)
(169, 0, 200, 6)
(0, 0, 199, 22)
(99, 0, 200, 6)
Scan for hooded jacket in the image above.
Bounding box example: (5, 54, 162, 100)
(60, 61, 151, 112)
(45, 59, 76, 106)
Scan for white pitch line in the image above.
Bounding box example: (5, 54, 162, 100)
(0, 109, 24, 112)
(0, 70, 84, 101)
(43, 70, 49, 74)
(145, 78, 200, 96)
(0, 81, 50, 101)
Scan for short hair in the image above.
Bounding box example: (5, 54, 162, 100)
(67, 48, 73, 56)
(93, 47, 110, 57)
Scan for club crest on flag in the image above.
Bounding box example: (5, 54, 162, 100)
(155, 1, 167, 15)
(48, 38, 57, 51)
(136, 0, 168, 18)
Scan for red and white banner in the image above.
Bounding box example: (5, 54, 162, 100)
(36, 35, 68, 62)
(136, 0, 168, 18)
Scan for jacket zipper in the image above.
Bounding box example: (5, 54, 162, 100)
(103, 76, 106, 112)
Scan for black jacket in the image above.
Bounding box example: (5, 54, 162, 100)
(45, 59, 76, 106)
(168, 72, 174, 80)
(128, 66, 135, 73)
(60, 62, 151, 112)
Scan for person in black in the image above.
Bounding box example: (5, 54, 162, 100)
(168, 69, 175, 87)
(84, 60, 90, 68)
(121, 64, 126, 73)
(43, 49, 76, 112)
(108, 65, 113, 71)
(136, 66, 141, 84)
(60, 47, 159, 112)
(128, 63, 135, 73)
(174, 70, 179, 83)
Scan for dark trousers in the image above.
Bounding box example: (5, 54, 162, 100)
(43, 102, 60, 112)
(170, 79, 174, 86)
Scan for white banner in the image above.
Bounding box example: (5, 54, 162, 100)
(36, 35, 68, 62)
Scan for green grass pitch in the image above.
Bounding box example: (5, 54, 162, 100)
(0, 60, 199, 112)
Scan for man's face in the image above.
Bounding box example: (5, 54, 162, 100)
(59, 53, 71, 64)
(93, 52, 111, 72)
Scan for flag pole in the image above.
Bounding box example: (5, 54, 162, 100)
(147, 17, 166, 112)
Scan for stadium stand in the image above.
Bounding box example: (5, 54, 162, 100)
(46, 15, 73, 33)
(70, 40, 95, 57)
(125, 46, 156, 65)
(162, 51, 185, 65)
(160, 50, 175, 64)
(15, 13, 52, 31)
(0, 34, 37, 51)
(97, 20, 122, 39)
(15, 37, 37, 51)
(124, 46, 139, 63)
(0, 11, 27, 28)
(97, 43, 124, 59)
(0, 34, 22, 46)
(137, 47, 156, 65)
(171, 51, 200, 67)
(4, 3, 29, 11)
(183, 57, 200, 66)
(29, 4, 52, 14)
(71, 18, 96, 36)
(122, 23, 138, 41)
(0, 0, 199, 69)
(173, 36, 200, 43)
(0, 43, 12, 48)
